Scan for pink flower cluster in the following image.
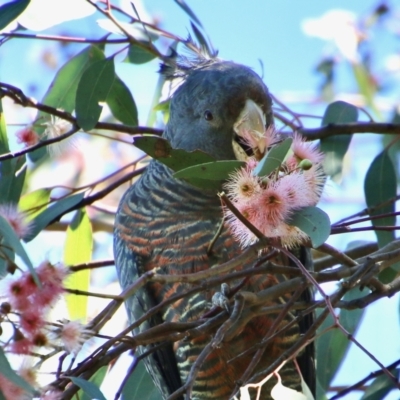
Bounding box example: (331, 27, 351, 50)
(3, 261, 69, 355)
(224, 130, 325, 248)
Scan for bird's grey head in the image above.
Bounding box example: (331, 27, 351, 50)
(163, 61, 273, 160)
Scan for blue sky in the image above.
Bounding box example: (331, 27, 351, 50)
(145, 1, 392, 93)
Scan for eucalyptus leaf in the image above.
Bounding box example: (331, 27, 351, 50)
(153, 100, 170, 112)
(76, 58, 116, 131)
(364, 150, 396, 245)
(252, 138, 292, 177)
(0, 100, 9, 155)
(24, 192, 85, 242)
(0, 347, 35, 395)
(0, 0, 30, 31)
(320, 101, 358, 182)
(316, 311, 345, 392)
(19, 188, 51, 220)
(127, 43, 157, 64)
(64, 208, 92, 321)
(107, 76, 138, 126)
(147, 62, 170, 126)
(67, 376, 107, 400)
(0, 102, 26, 203)
(317, 288, 368, 393)
(122, 361, 161, 400)
(352, 63, 378, 115)
(364, 150, 397, 282)
(361, 368, 399, 400)
(287, 206, 331, 248)
(0, 215, 34, 273)
(134, 136, 215, 172)
(81, 366, 108, 400)
(30, 45, 105, 162)
(0, 155, 27, 204)
(42, 45, 105, 114)
(179, 177, 227, 191)
(174, 160, 244, 181)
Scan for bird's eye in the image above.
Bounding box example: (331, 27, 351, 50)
(204, 110, 214, 121)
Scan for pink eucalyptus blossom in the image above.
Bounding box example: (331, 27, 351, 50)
(16, 127, 39, 147)
(291, 132, 324, 165)
(224, 167, 261, 201)
(58, 320, 93, 355)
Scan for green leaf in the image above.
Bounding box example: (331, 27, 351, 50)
(364, 150, 397, 281)
(0, 215, 34, 273)
(174, 160, 244, 180)
(42, 45, 105, 114)
(0, 346, 35, 395)
(76, 58, 116, 131)
(316, 312, 345, 391)
(24, 192, 85, 242)
(287, 206, 331, 248)
(364, 150, 396, 240)
(147, 70, 169, 126)
(317, 288, 367, 392)
(64, 208, 92, 321)
(81, 366, 108, 400)
(315, 57, 335, 102)
(0, 103, 27, 204)
(155, 101, 170, 125)
(30, 45, 105, 162)
(134, 136, 215, 171)
(0, 156, 27, 205)
(315, 379, 329, 400)
(173, 161, 244, 190)
(320, 101, 358, 182)
(361, 368, 399, 400)
(122, 361, 161, 400)
(0, 0, 30, 30)
(106, 76, 138, 126)
(0, 260, 9, 279)
(127, 43, 157, 64)
(67, 376, 107, 400)
(352, 63, 379, 116)
(321, 100, 358, 126)
(0, 100, 10, 154)
(19, 188, 51, 220)
(252, 138, 292, 177)
(336, 287, 367, 371)
(153, 100, 170, 113)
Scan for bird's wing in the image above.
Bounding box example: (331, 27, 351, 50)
(114, 203, 183, 398)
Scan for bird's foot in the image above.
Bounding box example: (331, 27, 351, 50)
(211, 283, 231, 313)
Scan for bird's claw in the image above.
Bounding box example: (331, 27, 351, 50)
(212, 283, 231, 313)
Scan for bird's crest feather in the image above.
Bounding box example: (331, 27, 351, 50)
(160, 36, 220, 80)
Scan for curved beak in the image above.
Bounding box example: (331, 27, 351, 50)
(232, 99, 267, 161)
